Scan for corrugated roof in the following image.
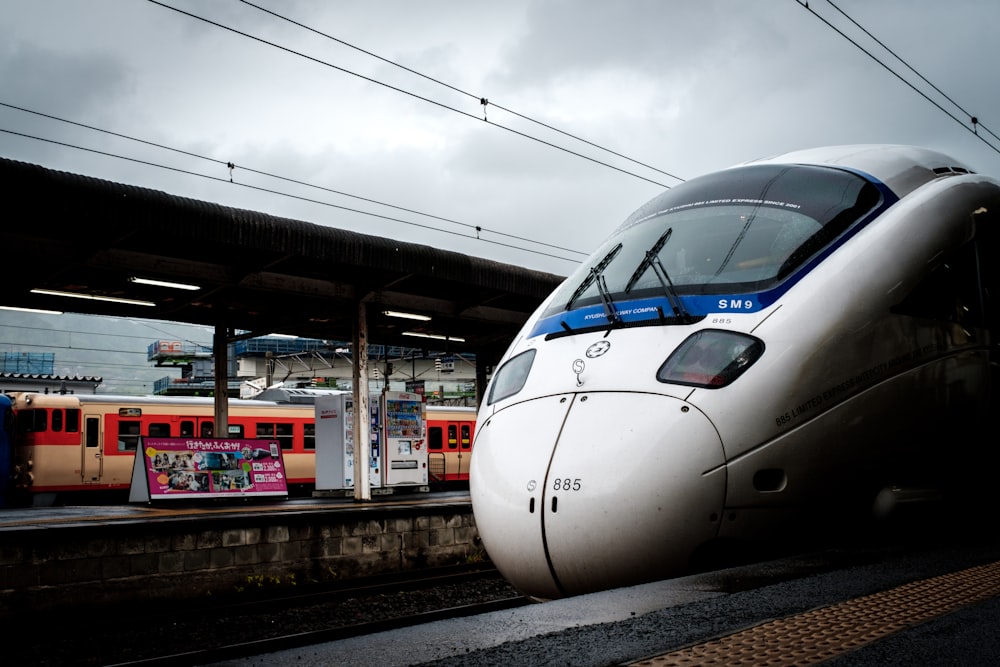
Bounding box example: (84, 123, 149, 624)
(3, 158, 566, 363)
(0, 373, 104, 382)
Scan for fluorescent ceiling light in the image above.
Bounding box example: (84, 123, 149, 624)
(0, 305, 63, 315)
(383, 310, 432, 321)
(402, 331, 465, 343)
(129, 277, 200, 290)
(31, 288, 156, 307)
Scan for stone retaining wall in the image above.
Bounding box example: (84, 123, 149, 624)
(0, 506, 482, 617)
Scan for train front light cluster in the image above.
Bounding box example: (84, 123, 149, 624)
(657, 330, 764, 388)
(487, 349, 536, 404)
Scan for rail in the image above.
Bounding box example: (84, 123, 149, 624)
(20, 564, 525, 666)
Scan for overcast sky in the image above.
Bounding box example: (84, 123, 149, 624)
(2, 0, 999, 390)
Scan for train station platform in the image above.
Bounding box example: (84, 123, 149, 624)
(218, 532, 1000, 666)
(0, 492, 478, 618)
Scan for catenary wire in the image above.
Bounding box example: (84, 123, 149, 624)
(822, 0, 1000, 146)
(144, 0, 676, 189)
(0, 127, 582, 265)
(0, 318, 214, 386)
(793, 0, 1000, 156)
(0, 101, 587, 260)
(0, 321, 210, 347)
(237, 0, 686, 184)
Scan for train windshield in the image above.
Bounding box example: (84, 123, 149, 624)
(543, 164, 884, 319)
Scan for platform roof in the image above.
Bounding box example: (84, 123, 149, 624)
(1, 158, 566, 364)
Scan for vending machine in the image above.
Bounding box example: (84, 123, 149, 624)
(381, 390, 428, 488)
(314, 393, 382, 492)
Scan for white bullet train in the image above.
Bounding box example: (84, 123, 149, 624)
(470, 145, 1000, 600)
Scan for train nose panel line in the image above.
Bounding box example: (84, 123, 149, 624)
(541, 393, 578, 597)
(472, 391, 727, 599)
(541, 392, 727, 596)
(470, 393, 577, 600)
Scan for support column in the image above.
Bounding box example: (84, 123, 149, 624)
(352, 301, 372, 501)
(213, 324, 229, 438)
(475, 348, 492, 410)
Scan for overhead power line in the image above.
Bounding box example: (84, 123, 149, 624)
(794, 0, 1000, 156)
(237, 0, 686, 185)
(145, 0, 679, 189)
(0, 321, 209, 347)
(820, 0, 1000, 147)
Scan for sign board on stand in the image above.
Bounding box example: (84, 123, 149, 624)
(129, 437, 288, 502)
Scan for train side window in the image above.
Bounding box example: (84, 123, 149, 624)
(447, 424, 458, 450)
(119, 421, 141, 451)
(35, 409, 48, 432)
(51, 409, 63, 432)
(257, 422, 293, 449)
(256, 422, 274, 442)
(893, 242, 983, 329)
(85, 417, 100, 448)
(148, 423, 171, 437)
(180, 421, 194, 438)
(228, 423, 245, 439)
(461, 424, 471, 449)
(428, 426, 443, 450)
(65, 409, 80, 433)
(304, 423, 316, 450)
(200, 422, 214, 438)
(17, 409, 47, 434)
(276, 423, 294, 450)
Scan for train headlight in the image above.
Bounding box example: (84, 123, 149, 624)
(487, 349, 536, 404)
(657, 330, 764, 388)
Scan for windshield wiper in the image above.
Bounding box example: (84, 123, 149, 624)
(712, 169, 784, 279)
(593, 269, 620, 324)
(624, 227, 689, 320)
(565, 243, 622, 311)
(625, 228, 672, 293)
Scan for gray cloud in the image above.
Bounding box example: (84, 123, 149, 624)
(1, 0, 998, 274)
(3, 0, 999, 392)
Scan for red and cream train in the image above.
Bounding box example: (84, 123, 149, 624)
(7, 391, 474, 503)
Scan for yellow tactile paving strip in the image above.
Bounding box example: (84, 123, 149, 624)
(629, 559, 1000, 666)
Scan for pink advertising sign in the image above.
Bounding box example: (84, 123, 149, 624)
(135, 437, 288, 500)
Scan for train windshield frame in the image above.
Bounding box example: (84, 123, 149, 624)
(541, 164, 891, 324)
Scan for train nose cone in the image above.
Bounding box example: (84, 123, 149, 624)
(471, 392, 726, 599)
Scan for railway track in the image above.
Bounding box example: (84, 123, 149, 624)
(22, 564, 527, 667)
(114, 598, 528, 667)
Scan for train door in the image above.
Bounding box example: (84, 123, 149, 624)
(444, 421, 473, 480)
(427, 421, 446, 482)
(457, 421, 473, 480)
(0, 395, 11, 505)
(427, 420, 460, 482)
(427, 416, 474, 482)
(82, 415, 102, 483)
(447, 423, 459, 479)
